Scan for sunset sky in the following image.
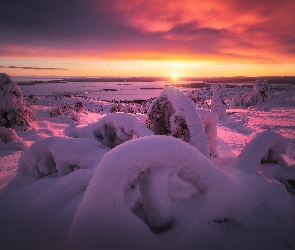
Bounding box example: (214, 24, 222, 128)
(1, 0, 295, 77)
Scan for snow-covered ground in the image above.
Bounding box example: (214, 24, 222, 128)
(1, 75, 295, 249)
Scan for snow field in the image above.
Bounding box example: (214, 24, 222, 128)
(1, 76, 295, 249)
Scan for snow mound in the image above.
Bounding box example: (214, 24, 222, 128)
(7, 136, 108, 191)
(236, 130, 287, 173)
(236, 130, 295, 194)
(66, 112, 154, 148)
(0, 73, 34, 130)
(146, 87, 210, 157)
(67, 135, 227, 249)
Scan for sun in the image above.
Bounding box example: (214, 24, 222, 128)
(172, 73, 178, 80)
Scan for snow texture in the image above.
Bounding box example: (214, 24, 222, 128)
(5, 136, 108, 191)
(66, 112, 154, 148)
(0, 73, 34, 130)
(146, 87, 210, 157)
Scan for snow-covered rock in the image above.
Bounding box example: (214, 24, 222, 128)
(146, 87, 210, 157)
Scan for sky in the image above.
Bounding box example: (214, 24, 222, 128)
(1, 0, 295, 77)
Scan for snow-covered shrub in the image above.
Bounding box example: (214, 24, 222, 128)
(26, 95, 38, 106)
(110, 101, 148, 114)
(67, 135, 229, 249)
(8, 136, 108, 190)
(230, 91, 244, 108)
(197, 109, 219, 157)
(186, 88, 212, 109)
(0, 127, 22, 144)
(146, 87, 210, 157)
(74, 100, 84, 112)
(0, 73, 34, 130)
(235, 130, 295, 194)
(66, 112, 154, 148)
(253, 79, 268, 104)
(211, 83, 227, 119)
(242, 80, 269, 108)
(49, 102, 86, 121)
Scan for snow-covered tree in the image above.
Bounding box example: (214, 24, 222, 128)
(146, 87, 210, 158)
(0, 73, 34, 130)
(253, 79, 269, 106)
(211, 83, 227, 119)
(230, 91, 244, 108)
(241, 80, 269, 108)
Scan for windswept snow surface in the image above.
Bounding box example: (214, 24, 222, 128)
(0, 83, 295, 250)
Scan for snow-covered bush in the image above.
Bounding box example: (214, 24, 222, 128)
(110, 101, 148, 114)
(67, 135, 229, 249)
(146, 87, 210, 157)
(49, 101, 86, 121)
(211, 83, 227, 119)
(253, 79, 268, 104)
(241, 80, 269, 108)
(0, 73, 34, 130)
(186, 88, 212, 109)
(230, 91, 244, 108)
(0, 127, 22, 144)
(66, 112, 154, 148)
(235, 130, 295, 194)
(8, 136, 108, 190)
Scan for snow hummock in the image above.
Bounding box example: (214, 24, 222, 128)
(236, 130, 295, 194)
(236, 130, 287, 173)
(146, 87, 210, 157)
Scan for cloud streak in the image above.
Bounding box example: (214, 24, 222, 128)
(4, 66, 67, 71)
